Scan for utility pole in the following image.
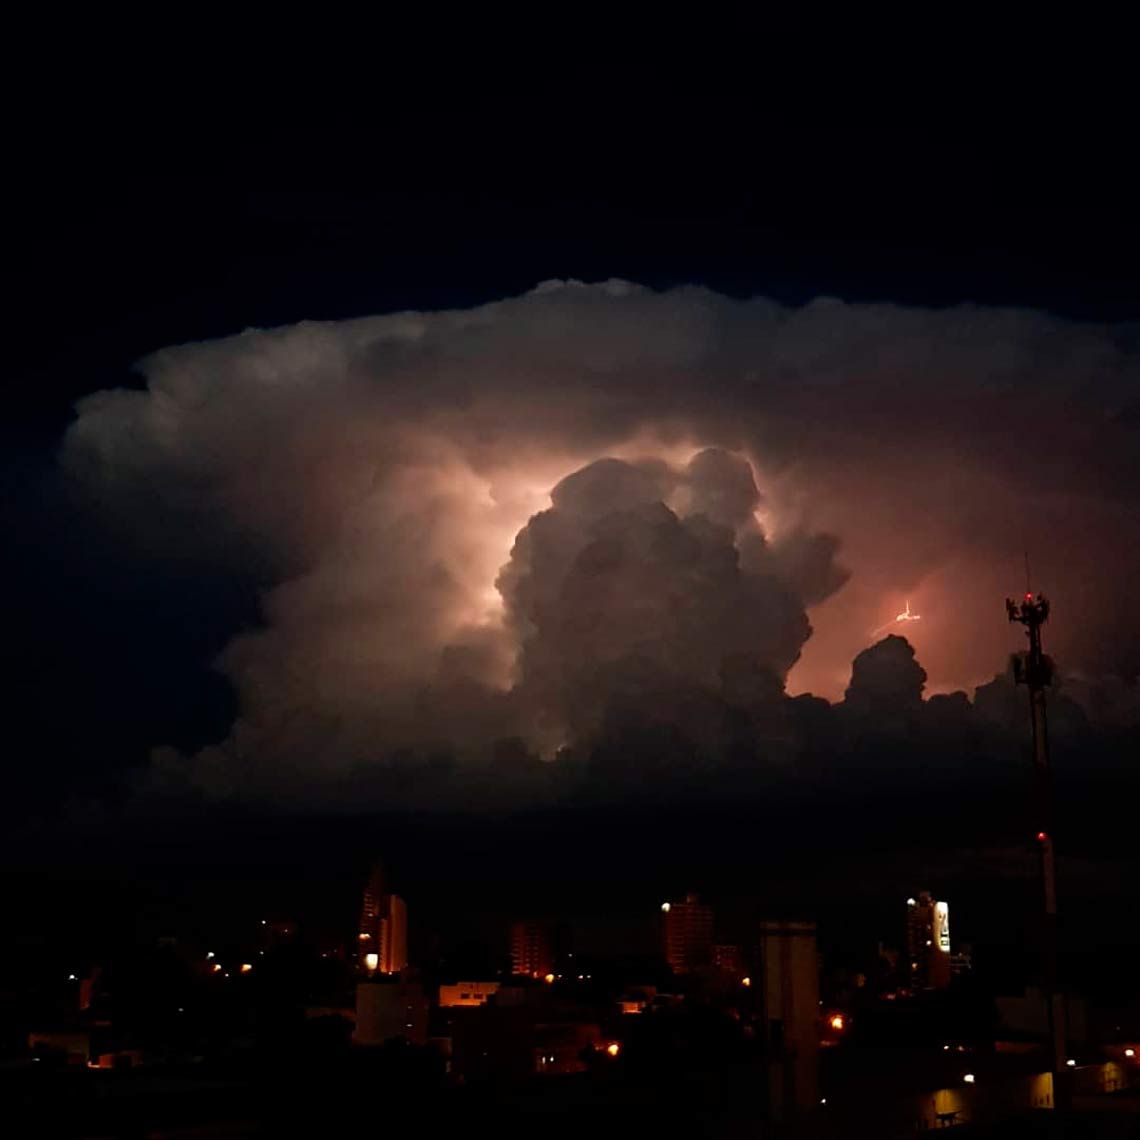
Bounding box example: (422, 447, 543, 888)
(1006, 592, 1067, 1100)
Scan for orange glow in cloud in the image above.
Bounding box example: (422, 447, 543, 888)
(450, 440, 759, 634)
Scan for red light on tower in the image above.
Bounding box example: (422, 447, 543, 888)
(1036, 831, 1048, 843)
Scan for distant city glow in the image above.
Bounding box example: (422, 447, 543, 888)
(364, 952, 379, 971)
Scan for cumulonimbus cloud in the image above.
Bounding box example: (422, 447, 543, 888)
(62, 280, 1140, 801)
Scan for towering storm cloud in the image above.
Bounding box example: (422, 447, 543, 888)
(498, 453, 828, 750)
(62, 280, 1140, 798)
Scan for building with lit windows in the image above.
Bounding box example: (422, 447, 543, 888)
(358, 864, 408, 974)
(906, 891, 951, 990)
(439, 981, 501, 1007)
(661, 893, 714, 973)
(510, 920, 554, 978)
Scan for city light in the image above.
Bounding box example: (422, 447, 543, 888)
(67, 974, 76, 981)
(211, 963, 222, 973)
(828, 1014, 845, 1031)
(741, 976, 751, 987)
(1066, 1059, 1076, 1067)
(963, 1074, 975, 1084)
(358, 932, 371, 940)
(364, 952, 379, 971)
(820, 1098, 827, 1105)
(1125, 1048, 1135, 1058)
(906, 897, 916, 907)
(239, 963, 252, 974)
(660, 902, 671, 913)
(206, 951, 215, 959)
(544, 973, 555, 984)
(606, 1042, 620, 1057)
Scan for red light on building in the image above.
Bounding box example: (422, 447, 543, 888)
(1036, 831, 1048, 842)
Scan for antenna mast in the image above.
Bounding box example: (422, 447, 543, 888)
(1005, 591, 1067, 1095)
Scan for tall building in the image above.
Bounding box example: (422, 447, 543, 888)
(758, 920, 820, 1116)
(358, 864, 408, 974)
(906, 891, 951, 990)
(510, 920, 554, 978)
(661, 893, 714, 973)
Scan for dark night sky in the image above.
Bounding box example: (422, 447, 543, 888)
(4, 88, 1138, 977)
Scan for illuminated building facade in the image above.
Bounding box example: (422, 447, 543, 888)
(662, 893, 714, 973)
(358, 864, 408, 974)
(510, 920, 554, 978)
(439, 980, 501, 1007)
(906, 891, 951, 990)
